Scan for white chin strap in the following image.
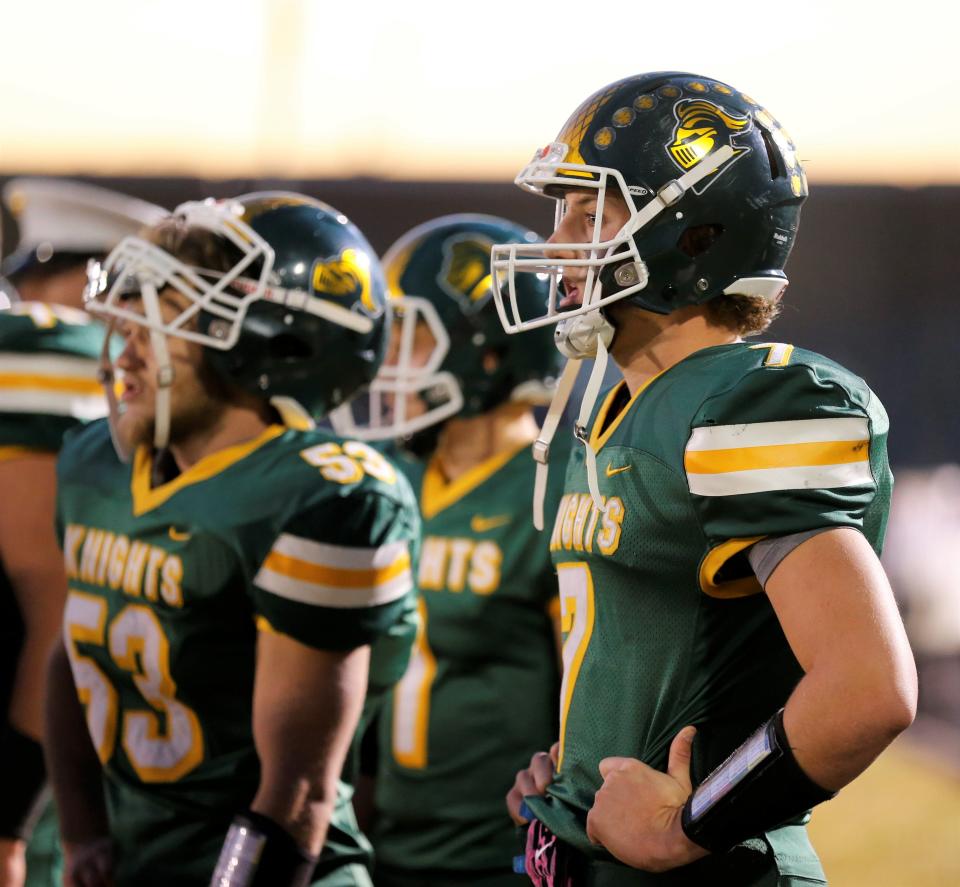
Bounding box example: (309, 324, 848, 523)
(575, 334, 611, 516)
(531, 311, 615, 530)
(531, 356, 581, 530)
(141, 282, 175, 452)
(99, 283, 176, 462)
(98, 326, 132, 463)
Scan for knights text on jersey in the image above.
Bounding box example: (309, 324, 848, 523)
(373, 437, 568, 874)
(530, 342, 890, 882)
(55, 420, 420, 885)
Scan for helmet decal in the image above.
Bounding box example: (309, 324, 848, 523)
(667, 99, 752, 192)
(556, 83, 618, 171)
(311, 248, 378, 314)
(437, 233, 494, 311)
(592, 126, 616, 150)
(384, 242, 413, 297)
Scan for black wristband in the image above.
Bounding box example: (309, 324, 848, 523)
(210, 810, 318, 887)
(681, 709, 836, 854)
(0, 723, 47, 840)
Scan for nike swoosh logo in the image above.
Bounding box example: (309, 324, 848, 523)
(168, 527, 192, 542)
(534, 836, 557, 862)
(605, 463, 632, 477)
(470, 514, 512, 533)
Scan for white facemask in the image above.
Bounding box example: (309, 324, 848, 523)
(492, 143, 738, 527)
(329, 295, 462, 441)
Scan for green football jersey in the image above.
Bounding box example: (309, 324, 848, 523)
(1, 301, 106, 711)
(0, 301, 106, 457)
(55, 420, 420, 887)
(373, 438, 568, 874)
(531, 341, 891, 884)
(0, 302, 104, 887)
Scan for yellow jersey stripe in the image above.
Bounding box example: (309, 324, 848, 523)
(261, 549, 411, 589)
(271, 533, 408, 571)
(0, 372, 102, 395)
(684, 439, 868, 475)
(254, 564, 413, 609)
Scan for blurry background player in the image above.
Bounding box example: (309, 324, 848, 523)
(0, 178, 164, 887)
(43, 193, 420, 887)
(494, 72, 917, 885)
(331, 214, 568, 887)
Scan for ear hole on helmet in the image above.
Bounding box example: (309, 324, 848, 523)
(677, 225, 725, 258)
(270, 333, 312, 360)
(760, 127, 785, 180)
(482, 348, 502, 376)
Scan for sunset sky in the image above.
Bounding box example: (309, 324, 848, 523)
(2, 0, 957, 185)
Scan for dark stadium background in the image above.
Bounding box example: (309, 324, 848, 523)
(2, 174, 958, 885)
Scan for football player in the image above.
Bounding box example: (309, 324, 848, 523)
(0, 178, 165, 887)
(43, 193, 420, 887)
(331, 214, 568, 886)
(492, 72, 918, 885)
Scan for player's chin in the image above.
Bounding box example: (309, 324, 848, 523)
(115, 411, 154, 451)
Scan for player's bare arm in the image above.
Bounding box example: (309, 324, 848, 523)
(208, 633, 371, 885)
(0, 455, 66, 740)
(0, 454, 66, 886)
(248, 631, 370, 856)
(587, 528, 917, 870)
(765, 527, 917, 787)
(44, 641, 112, 887)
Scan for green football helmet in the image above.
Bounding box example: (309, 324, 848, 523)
(330, 214, 559, 441)
(491, 71, 807, 357)
(491, 73, 808, 528)
(85, 191, 387, 455)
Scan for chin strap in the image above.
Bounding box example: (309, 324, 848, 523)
(141, 283, 174, 451)
(530, 333, 613, 530)
(531, 357, 581, 530)
(98, 323, 132, 463)
(576, 334, 610, 516)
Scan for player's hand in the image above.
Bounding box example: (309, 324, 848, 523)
(0, 838, 26, 887)
(586, 727, 708, 872)
(63, 837, 114, 887)
(506, 742, 559, 825)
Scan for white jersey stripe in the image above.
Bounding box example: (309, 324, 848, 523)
(687, 460, 875, 497)
(0, 388, 107, 420)
(686, 417, 869, 452)
(0, 353, 102, 379)
(254, 565, 413, 609)
(270, 533, 408, 571)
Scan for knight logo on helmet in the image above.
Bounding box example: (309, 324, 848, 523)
(667, 100, 753, 192)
